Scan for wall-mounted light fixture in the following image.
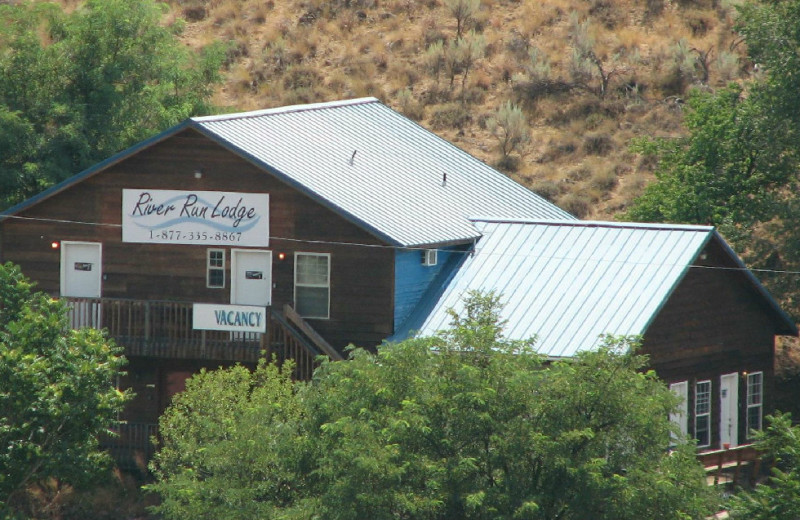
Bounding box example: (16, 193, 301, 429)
(51, 241, 60, 250)
(277, 252, 287, 261)
(194, 169, 203, 179)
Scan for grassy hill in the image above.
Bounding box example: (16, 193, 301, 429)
(162, 0, 749, 219)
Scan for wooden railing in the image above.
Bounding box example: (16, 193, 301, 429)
(698, 444, 762, 487)
(63, 298, 330, 376)
(100, 422, 158, 474)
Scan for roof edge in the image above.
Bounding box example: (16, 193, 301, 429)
(469, 217, 715, 232)
(1, 120, 192, 218)
(711, 231, 798, 336)
(191, 97, 380, 123)
(638, 230, 715, 335)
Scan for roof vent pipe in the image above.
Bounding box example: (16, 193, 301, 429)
(349, 150, 357, 166)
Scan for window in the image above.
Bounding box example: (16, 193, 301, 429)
(747, 372, 763, 437)
(207, 249, 225, 288)
(295, 253, 330, 319)
(422, 249, 438, 266)
(669, 381, 688, 441)
(695, 380, 711, 448)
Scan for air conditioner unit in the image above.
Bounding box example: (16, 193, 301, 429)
(422, 249, 438, 266)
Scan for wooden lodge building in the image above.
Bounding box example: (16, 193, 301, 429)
(0, 98, 795, 464)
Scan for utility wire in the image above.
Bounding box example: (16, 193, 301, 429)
(4, 213, 800, 276)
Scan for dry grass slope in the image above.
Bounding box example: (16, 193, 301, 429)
(164, 0, 749, 217)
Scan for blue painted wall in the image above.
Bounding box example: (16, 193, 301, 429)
(394, 245, 464, 333)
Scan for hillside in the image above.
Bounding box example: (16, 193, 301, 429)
(162, 0, 748, 219)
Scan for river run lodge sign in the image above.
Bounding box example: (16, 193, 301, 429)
(121, 189, 269, 246)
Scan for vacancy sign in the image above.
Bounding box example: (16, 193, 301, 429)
(193, 303, 267, 333)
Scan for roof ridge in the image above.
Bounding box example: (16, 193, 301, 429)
(469, 217, 715, 232)
(192, 97, 380, 123)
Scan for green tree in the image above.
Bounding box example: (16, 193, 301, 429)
(0, 0, 224, 209)
(0, 263, 130, 514)
(728, 413, 800, 519)
(624, 0, 800, 315)
(148, 292, 714, 520)
(625, 84, 793, 228)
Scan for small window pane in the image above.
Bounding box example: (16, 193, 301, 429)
(747, 372, 762, 406)
(747, 406, 762, 433)
(209, 250, 224, 267)
(297, 255, 328, 285)
(208, 269, 224, 287)
(696, 382, 710, 415)
(296, 286, 328, 318)
(696, 416, 710, 447)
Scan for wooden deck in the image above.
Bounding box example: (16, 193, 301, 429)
(64, 297, 333, 379)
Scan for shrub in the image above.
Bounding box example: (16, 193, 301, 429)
(590, 167, 618, 191)
(559, 192, 592, 218)
(430, 102, 472, 129)
(487, 101, 531, 161)
(530, 179, 562, 202)
(583, 133, 614, 155)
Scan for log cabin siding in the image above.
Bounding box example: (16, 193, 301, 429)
(0, 129, 394, 352)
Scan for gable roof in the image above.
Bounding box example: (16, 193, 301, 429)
(2, 98, 574, 247)
(406, 219, 797, 358)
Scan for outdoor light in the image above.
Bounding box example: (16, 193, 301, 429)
(50, 241, 59, 250)
(277, 252, 287, 261)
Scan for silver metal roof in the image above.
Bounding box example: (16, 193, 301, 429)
(414, 219, 716, 358)
(192, 98, 574, 247)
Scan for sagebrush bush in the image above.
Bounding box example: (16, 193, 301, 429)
(559, 192, 592, 218)
(430, 102, 472, 129)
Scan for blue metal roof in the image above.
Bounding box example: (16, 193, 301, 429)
(409, 219, 796, 357)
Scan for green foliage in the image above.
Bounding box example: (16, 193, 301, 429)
(626, 84, 791, 227)
(0, 0, 224, 209)
(624, 0, 800, 316)
(149, 292, 714, 520)
(728, 413, 800, 519)
(147, 361, 305, 519)
(0, 263, 129, 514)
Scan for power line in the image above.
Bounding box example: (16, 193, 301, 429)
(4, 213, 800, 276)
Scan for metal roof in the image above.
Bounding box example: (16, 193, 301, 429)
(3, 98, 573, 247)
(191, 98, 574, 247)
(410, 219, 796, 357)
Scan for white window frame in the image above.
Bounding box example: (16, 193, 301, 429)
(294, 252, 331, 319)
(695, 380, 712, 448)
(747, 371, 764, 437)
(669, 381, 689, 442)
(206, 249, 225, 288)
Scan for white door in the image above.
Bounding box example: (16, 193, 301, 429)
(231, 249, 272, 306)
(61, 241, 102, 328)
(720, 372, 739, 448)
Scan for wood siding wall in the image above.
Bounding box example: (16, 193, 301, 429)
(643, 239, 780, 447)
(0, 129, 394, 352)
